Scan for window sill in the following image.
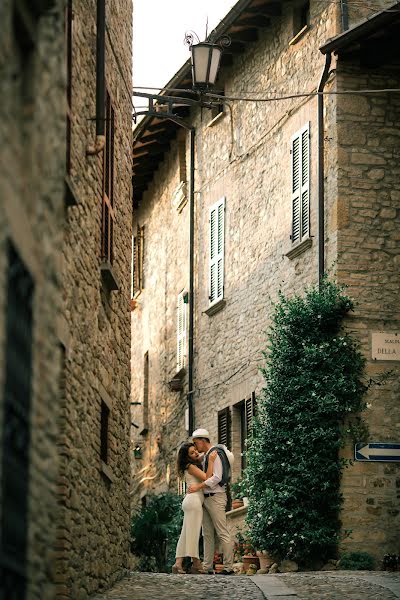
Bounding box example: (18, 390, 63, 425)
(226, 505, 247, 517)
(289, 24, 309, 46)
(169, 367, 186, 392)
(207, 111, 225, 128)
(100, 461, 114, 483)
(204, 299, 226, 317)
(285, 237, 312, 260)
(64, 175, 80, 207)
(100, 261, 120, 291)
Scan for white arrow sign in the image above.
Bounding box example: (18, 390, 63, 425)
(355, 443, 400, 462)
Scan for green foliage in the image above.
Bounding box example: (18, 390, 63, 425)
(245, 279, 367, 563)
(231, 475, 247, 499)
(130, 492, 183, 572)
(382, 553, 399, 571)
(339, 551, 374, 570)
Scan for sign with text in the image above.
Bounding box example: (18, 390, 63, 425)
(371, 332, 400, 361)
(355, 443, 400, 462)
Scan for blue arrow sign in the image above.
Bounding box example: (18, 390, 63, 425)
(355, 443, 400, 462)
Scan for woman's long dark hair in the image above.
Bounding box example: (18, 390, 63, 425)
(176, 442, 198, 477)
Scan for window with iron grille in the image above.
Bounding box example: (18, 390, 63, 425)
(217, 407, 231, 449)
(65, 0, 73, 175)
(101, 89, 115, 264)
(100, 400, 110, 464)
(132, 225, 144, 296)
(1, 241, 34, 599)
(291, 123, 310, 245)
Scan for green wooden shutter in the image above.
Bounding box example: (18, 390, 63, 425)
(218, 407, 231, 449)
(291, 123, 310, 244)
(209, 197, 225, 306)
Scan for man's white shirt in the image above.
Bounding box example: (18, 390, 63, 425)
(203, 450, 225, 494)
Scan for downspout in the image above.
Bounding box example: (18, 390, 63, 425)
(188, 128, 195, 435)
(87, 0, 106, 155)
(317, 52, 331, 287)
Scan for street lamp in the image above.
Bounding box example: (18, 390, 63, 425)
(185, 31, 230, 91)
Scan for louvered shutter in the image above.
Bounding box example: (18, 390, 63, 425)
(209, 197, 225, 306)
(245, 392, 257, 437)
(131, 235, 135, 297)
(291, 123, 310, 244)
(218, 407, 231, 449)
(176, 291, 186, 371)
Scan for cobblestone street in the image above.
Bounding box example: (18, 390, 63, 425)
(93, 571, 400, 600)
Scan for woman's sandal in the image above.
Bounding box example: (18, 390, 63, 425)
(190, 565, 207, 574)
(171, 565, 186, 574)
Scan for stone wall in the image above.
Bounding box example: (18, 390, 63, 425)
(56, 0, 133, 597)
(335, 63, 400, 560)
(0, 2, 66, 599)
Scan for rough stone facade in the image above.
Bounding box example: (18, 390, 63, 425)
(57, 0, 133, 598)
(335, 62, 400, 557)
(131, 0, 399, 565)
(0, 2, 66, 599)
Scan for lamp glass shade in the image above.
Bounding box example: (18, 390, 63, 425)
(191, 43, 222, 88)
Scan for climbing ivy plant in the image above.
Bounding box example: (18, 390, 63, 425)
(245, 279, 367, 563)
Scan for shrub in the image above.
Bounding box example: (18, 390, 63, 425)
(245, 278, 367, 563)
(340, 551, 374, 570)
(130, 492, 183, 572)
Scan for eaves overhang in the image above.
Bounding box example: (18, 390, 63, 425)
(320, 2, 400, 58)
(132, 0, 285, 207)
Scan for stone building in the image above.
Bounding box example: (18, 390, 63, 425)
(56, 0, 133, 598)
(0, 1, 66, 599)
(0, 0, 133, 599)
(131, 0, 399, 563)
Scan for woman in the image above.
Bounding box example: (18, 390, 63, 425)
(172, 443, 217, 574)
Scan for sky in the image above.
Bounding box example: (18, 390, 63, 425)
(132, 1, 236, 93)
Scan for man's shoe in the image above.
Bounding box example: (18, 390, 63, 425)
(217, 569, 235, 575)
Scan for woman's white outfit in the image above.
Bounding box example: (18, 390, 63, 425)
(175, 470, 204, 558)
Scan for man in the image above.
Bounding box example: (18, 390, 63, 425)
(188, 428, 234, 575)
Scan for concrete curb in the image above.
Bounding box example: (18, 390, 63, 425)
(250, 575, 298, 598)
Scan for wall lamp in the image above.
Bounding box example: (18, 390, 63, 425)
(184, 31, 230, 91)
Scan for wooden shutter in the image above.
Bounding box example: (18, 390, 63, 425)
(245, 392, 257, 436)
(177, 291, 187, 371)
(291, 123, 310, 244)
(209, 197, 225, 306)
(218, 407, 231, 449)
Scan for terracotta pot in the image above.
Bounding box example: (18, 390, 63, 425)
(232, 499, 244, 509)
(242, 555, 260, 571)
(214, 563, 225, 573)
(259, 555, 273, 570)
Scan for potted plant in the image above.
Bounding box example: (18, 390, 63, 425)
(237, 531, 259, 571)
(256, 549, 274, 570)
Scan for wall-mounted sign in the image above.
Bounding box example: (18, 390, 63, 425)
(371, 332, 400, 361)
(355, 443, 400, 462)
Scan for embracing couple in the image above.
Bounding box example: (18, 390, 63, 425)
(172, 428, 235, 575)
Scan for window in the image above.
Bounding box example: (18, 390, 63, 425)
(100, 400, 110, 464)
(209, 197, 225, 307)
(291, 123, 310, 245)
(292, 0, 310, 40)
(176, 291, 187, 372)
(132, 225, 144, 296)
(65, 0, 73, 175)
(101, 89, 115, 264)
(218, 407, 232, 449)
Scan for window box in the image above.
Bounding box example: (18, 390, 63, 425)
(205, 298, 226, 317)
(285, 237, 312, 260)
(169, 367, 186, 392)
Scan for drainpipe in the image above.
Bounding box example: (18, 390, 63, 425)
(340, 0, 349, 32)
(87, 0, 106, 155)
(187, 128, 195, 435)
(317, 52, 331, 287)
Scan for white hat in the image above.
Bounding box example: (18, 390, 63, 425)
(192, 428, 210, 439)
